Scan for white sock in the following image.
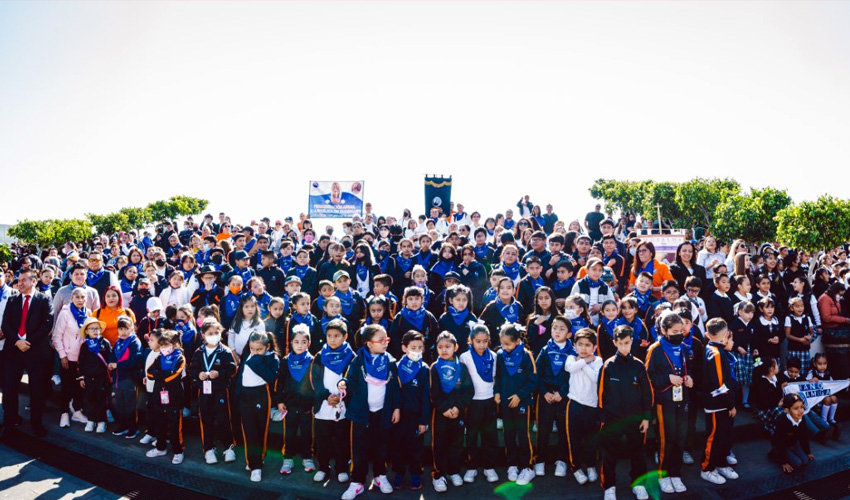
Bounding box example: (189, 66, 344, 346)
(821, 404, 831, 421)
(828, 403, 838, 421)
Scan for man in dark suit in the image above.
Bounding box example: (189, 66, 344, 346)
(1, 269, 54, 437)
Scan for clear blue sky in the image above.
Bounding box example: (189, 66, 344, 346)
(1, 1, 849, 227)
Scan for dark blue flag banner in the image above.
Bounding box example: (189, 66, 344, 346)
(424, 175, 452, 216)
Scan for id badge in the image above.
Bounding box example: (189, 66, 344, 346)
(203, 380, 212, 395)
(160, 390, 170, 405)
(672, 385, 683, 402)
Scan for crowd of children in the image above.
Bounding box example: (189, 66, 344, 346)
(4, 203, 850, 500)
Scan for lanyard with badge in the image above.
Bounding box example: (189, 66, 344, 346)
(202, 348, 217, 394)
(663, 351, 687, 402)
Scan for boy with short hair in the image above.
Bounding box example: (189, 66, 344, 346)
(700, 318, 739, 485)
(517, 256, 544, 312)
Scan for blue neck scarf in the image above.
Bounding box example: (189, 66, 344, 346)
(294, 264, 309, 279)
(400, 306, 426, 330)
(291, 312, 315, 328)
(499, 300, 519, 323)
(431, 260, 456, 278)
(85, 337, 101, 354)
(474, 244, 490, 259)
(583, 276, 602, 289)
(447, 305, 469, 326)
(416, 251, 432, 267)
(501, 343, 525, 376)
(398, 355, 422, 385)
(345, 249, 354, 261)
(377, 253, 390, 274)
(417, 284, 432, 307)
(633, 289, 653, 311)
(279, 255, 293, 273)
(360, 347, 389, 380)
(482, 288, 498, 306)
(434, 357, 461, 393)
(38, 282, 51, 292)
(601, 317, 618, 338)
(546, 339, 574, 373)
(529, 275, 544, 292)
(320, 342, 354, 375)
(470, 349, 494, 382)
(181, 268, 194, 281)
(174, 320, 196, 346)
(160, 348, 181, 371)
(223, 292, 241, 318)
(396, 254, 413, 273)
(120, 278, 134, 294)
(334, 289, 354, 316)
(87, 268, 104, 286)
(659, 337, 684, 370)
(114, 336, 132, 362)
(316, 295, 327, 313)
(287, 351, 312, 382)
(235, 266, 252, 284)
(356, 263, 369, 282)
(570, 316, 589, 332)
(639, 259, 656, 276)
(683, 329, 694, 349)
(70, 304, 88, 328)
(602, 250, 619, 266)
(254, 292, 272, 317)
(320, 314, 343, 333)
(365, 316, 389, 330)
(616, 316, 644, 339)
(501, 261, 521, 281)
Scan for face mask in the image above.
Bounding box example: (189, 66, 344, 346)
(305, 235, 314, 243)
(205, 334, 221, 346)
(564, 309, 578, 320)
(203, 243, 211, 252)
(666, 334, 684, 345)
(378, 250, 389, 260)
(229, 286, 242, 295)
(138, 288, 150, 296)
(327, 228, 334, 234)
(211, 255, 223, 265)
(155, 259, 166, 267)
(196, 317, 205, 328)
(407, 351, 423, 362)
(629, 248, 637, 256)
(380, 230, 389, 238)
(160, 346, 174, 356)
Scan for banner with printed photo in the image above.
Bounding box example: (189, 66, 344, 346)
(783, 379, 849, 413)
(308, 181, 364, 218)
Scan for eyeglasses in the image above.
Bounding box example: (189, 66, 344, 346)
(89, 258, 102, 263)
(369, 337, 391, 344)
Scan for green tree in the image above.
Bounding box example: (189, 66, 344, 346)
(147, 196, 208, 222)
(118, 207, 153, 229)
(776, 195, 850, 253)
(712, 187, 793, 244)
(589, 179, 654, 214)
(8, 219, 93, 247)
(0, 244, 11, 265)
(675, 178, 741, 228)
(87, 212, 131, 235)
(640, 181, 686, 228)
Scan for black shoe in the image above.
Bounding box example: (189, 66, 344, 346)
(32, 425, 48, 438)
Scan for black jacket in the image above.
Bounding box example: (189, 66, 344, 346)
(597, 352, 652, 423)
(274, 352, 314, 412)
(188, 343, 238, 393)
(702, 342, 736, 411)
(429, 358, 473, 415)
(645, 341, 691, 407)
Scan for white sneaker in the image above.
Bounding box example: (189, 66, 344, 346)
(85, 421, 95, 432)
(700, 470, 726, 484)
(374, 475, 393, 494)
(659, 477, 674, 493)
(587, 467, 598, 482)
(96, 422, 106, 433)
(146, 448, 168, 458)
(604, 486, 617, 500)
(139, 433, 155, 444)
(59, 413, 70, 428)
(71, 411, 88, 424)
(205, 449, 218, 464)
(463, 469, 477, 483)
(270, 409, 284, 422)
(313, 471, 327, 482)
(151, 439, 158, 447)
(432, 476, 447, 493)
(497, 418, 504, 430)
(224, 445, 236, 462)
(516, 468, 535, 486)
(682, 451, 694, 465)
(338, 472, 350, 483)
(52, 375, 62, 386)
(573, 469, 588, 485)
(534, 462, 545, 476)
(726, 453, 738, 465)
(280, 458, 294, 474)
(449, 474, 463, 487)
(671, 477, 687, 492)
(632, 485, 649, 500)
(342, 482, 364, 499)
(554, 461, 567, 477)
(250, 469, 262, 482)
(303, 458, 316, 472)
(716, 467, 738, 480)
(483, 469, 499, 483)
(106, 410, 115, 423)
(172, 453, 184, 464)
(507, 466, 518, 482)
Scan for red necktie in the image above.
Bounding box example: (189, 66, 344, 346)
(18, 295, 30, 339)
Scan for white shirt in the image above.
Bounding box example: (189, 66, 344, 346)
(228, 321, 264, 356)
(565, 355, 603, 407)
(144, 351, 159, 392)
(0, 285, 13, 349)
(315, 369, 346, 421)
(241, 354, 266, 387)
(459, 349, 497, 400)
(697, 250, 726, 278)
(367, 382, 386, 412)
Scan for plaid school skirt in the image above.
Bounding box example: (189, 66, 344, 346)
(788, 349, 812, 375)
(755, 406, 785, 435)
(734, 349, 754, 386)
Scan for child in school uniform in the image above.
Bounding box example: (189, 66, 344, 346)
(595, 300, 620, 361)
(525, 287, 558, 357)
(391, 331, 431, 491)
(479, 277, 526, 348)
(174, 304, 199, 418)
(626, 272, 656, 324)
(139, 329, 162, 445)
(534, 315, 575, 478)
(495, 323, 539, 486)
(645, 311, 693, 494)
(389, 286, 440, 362)
(517, 256, 545, 313)
(700, 318, 739, 485)
(597, 325, 652, 500)
(570, 258, 616, 325)
(391, 238, 416, 299)
(286, 292, 324, 355)
(551, 261, 576, 310)
(137, 297, 166, 350)
(77, 317, 112, 434)
(145, 329, 187, 465)
(430, 332, 473, 493)
(807, 353, 840, 427)
(221, 275, 246, 330)
(339, 324, 401, 499)
(614, 297, 652, 361)
(564, 328, 602, 486)
(729, 301, 757, 408)
(228, 296, 264, 362)
(772, 393, 815, 474)
(370, 274, 399, 316)
(188, 319, 237, 465)
(287, 248, 319, 298)
(360, 294, 392, 345)
(235, 331, 280, 482)
(785, 297, 817, 375)
(312, 280, 335, 318)
(265, 297, 289, 353)
(333, 270, 365, 333)
(438, 285, 477, 356)
(674, 307, 702, 463)
(108, 315, 144, 438)
(310, 319, 356, 484)
(247, 277, 274, 320)
(754, 297, 782, 361)
(276, 324, 316, 475)
(458, 323, 499, 484)
(481, 269, 505, 311)
(707, 274, 734, 325)
(751, 356, 785, 436)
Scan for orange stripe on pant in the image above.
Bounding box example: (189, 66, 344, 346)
(656, 405, 665, 474)
(701, 412, 717, 470)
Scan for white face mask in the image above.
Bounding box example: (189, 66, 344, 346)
(407, 350, 423, 362)
(160, 346, 174, 356)
(205, 334, 221, 346)
(564, 309, 579, 320)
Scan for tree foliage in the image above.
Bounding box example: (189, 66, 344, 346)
(8, 219, 93, 247)
(0, 244, 11, 265)
(712, 187, 792, 244)
(87, 212, 131, 235)
(776, 195, 850, 253)
(589, 179, 652, 215)
(675, 178, 741, 227)
(147, 196, 208, 222)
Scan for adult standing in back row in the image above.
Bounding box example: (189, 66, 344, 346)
(585, 204, 605, 242)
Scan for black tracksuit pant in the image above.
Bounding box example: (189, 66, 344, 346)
(239, 385, 270, 470)
(656, 403, 688, 477)
(465, 399, 499, 469)
(391, 410, 425, 475)
(351, 410, 389, 484)
(199, 390, 234, 452)
(536, 398, 568, 464)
